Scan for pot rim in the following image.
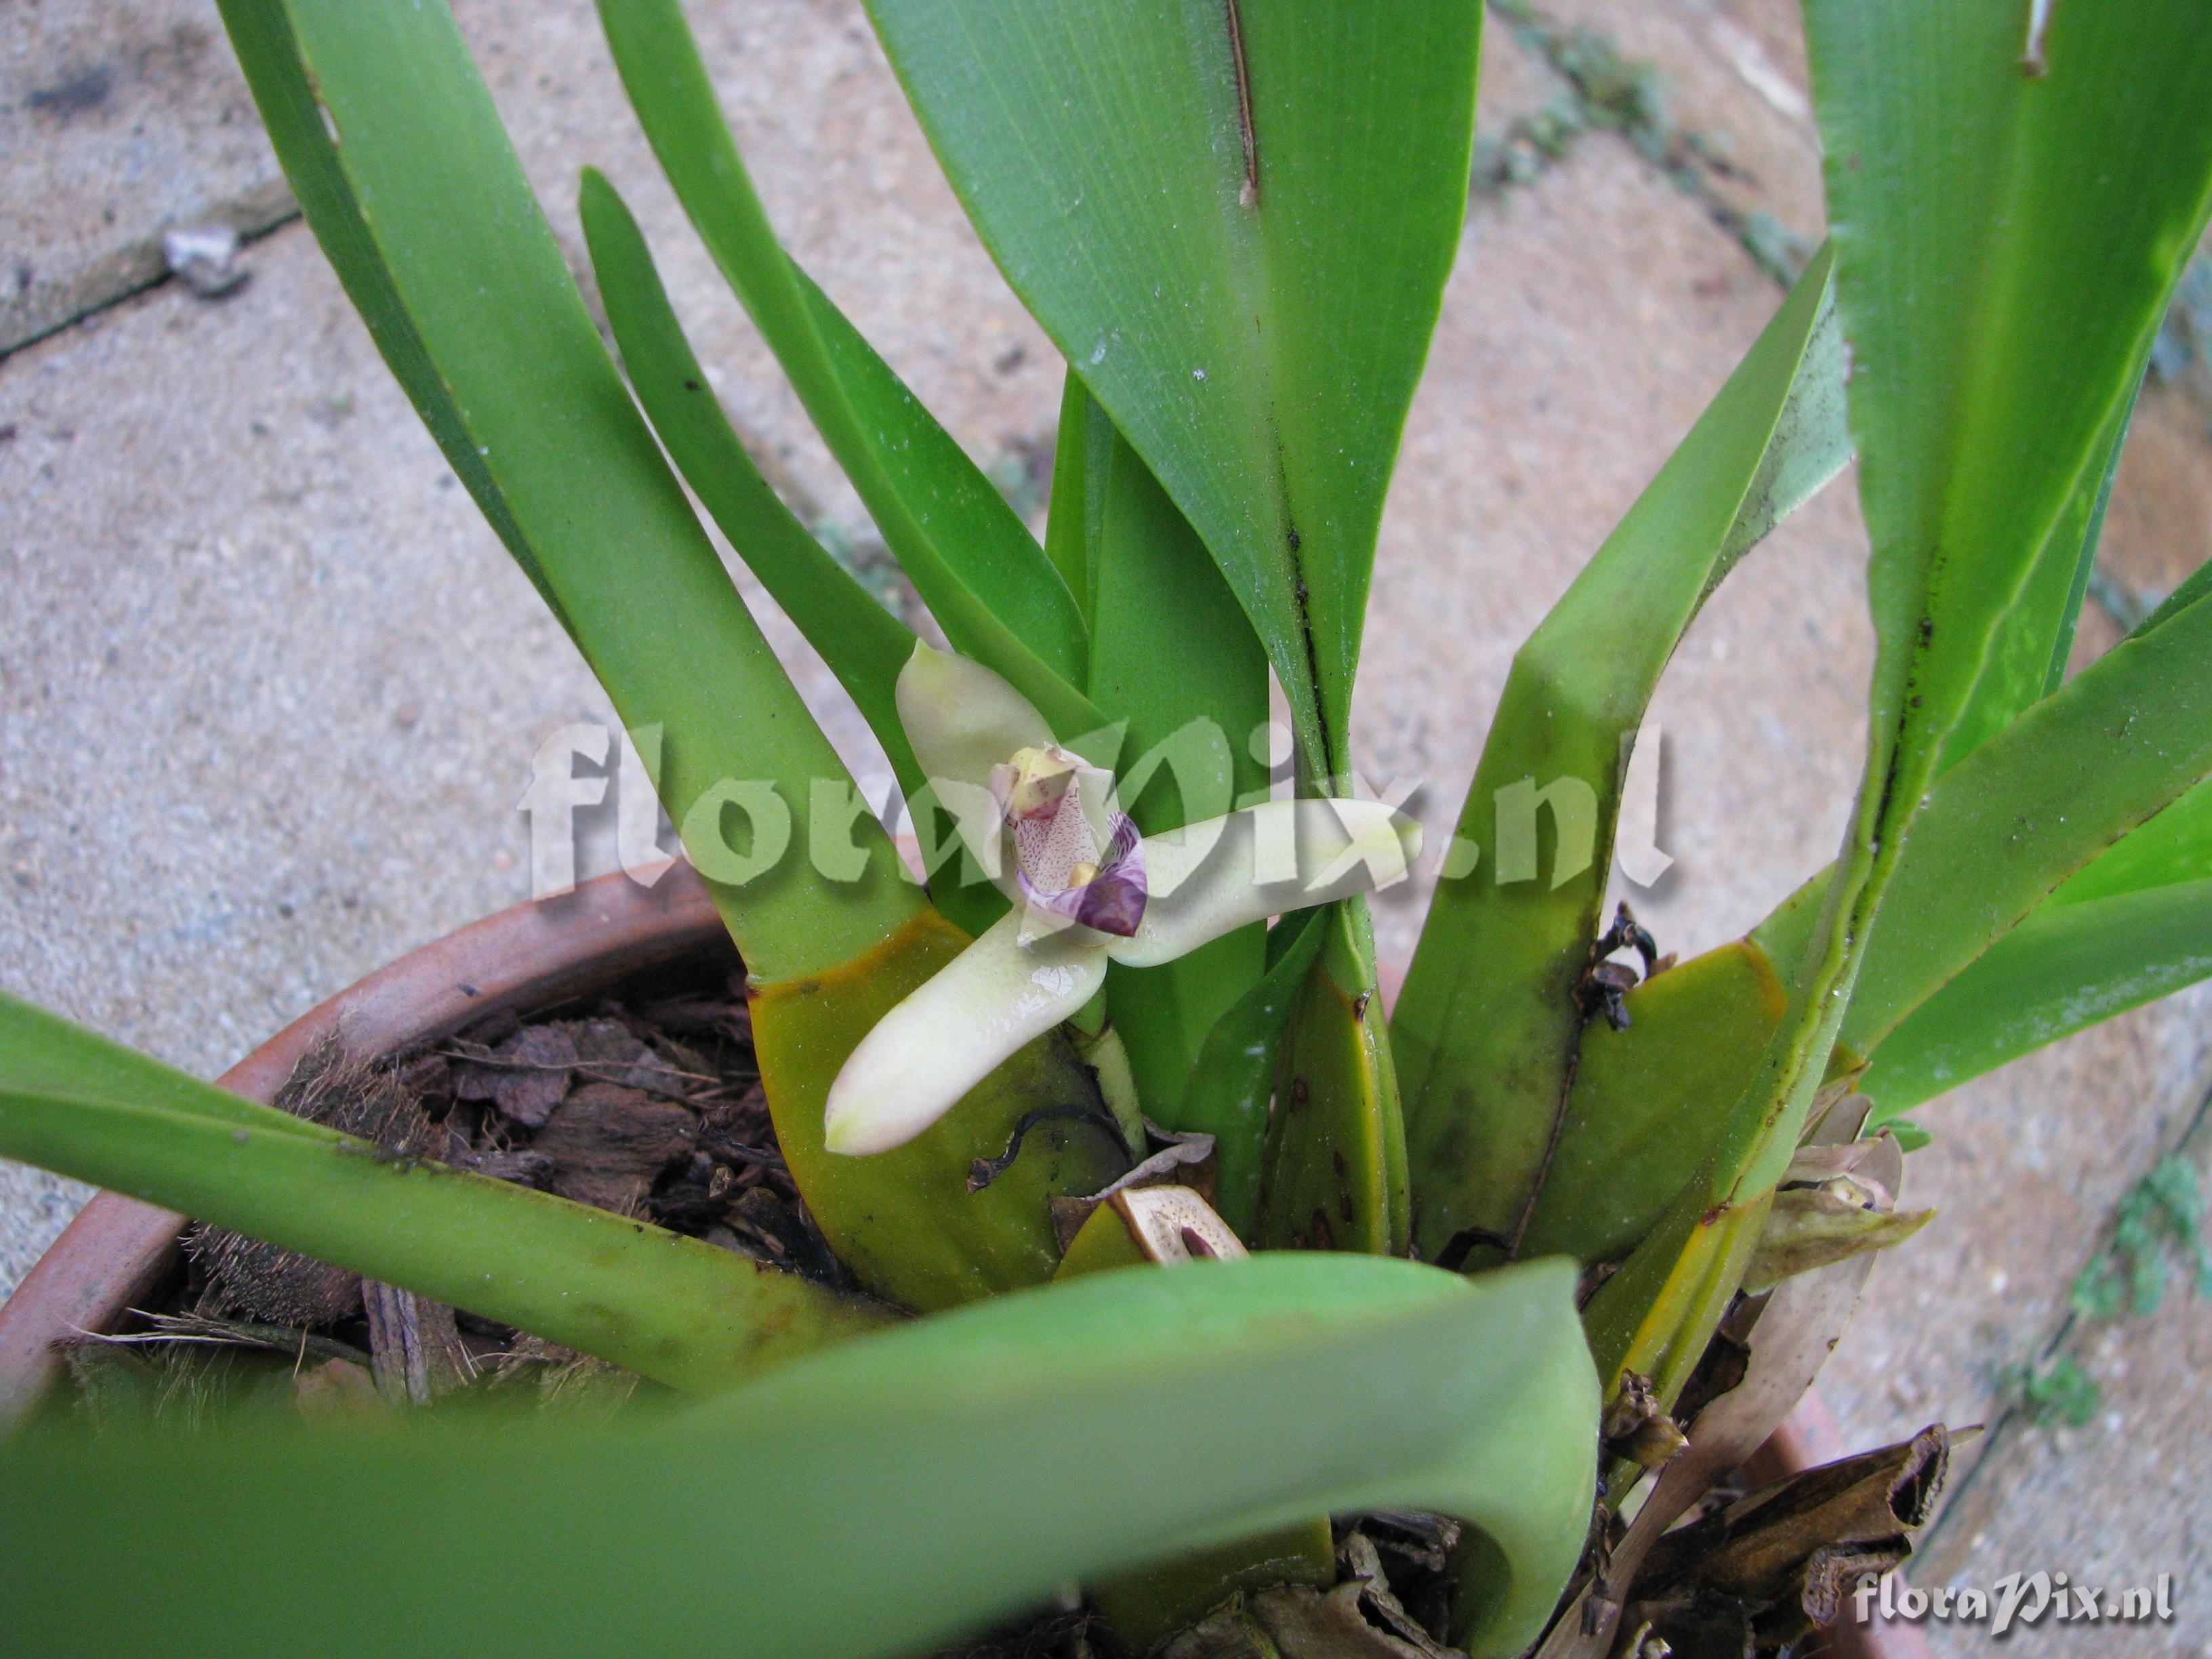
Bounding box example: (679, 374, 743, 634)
(0, 864, 1926, 1658)
(0, 860, 725, 1423)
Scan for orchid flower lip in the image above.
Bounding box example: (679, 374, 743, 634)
(991, 740, 1148, 940)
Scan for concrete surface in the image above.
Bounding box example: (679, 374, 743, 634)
(1538, 0, 1826, 253)
(2, 0, 293, 354)
(4, 1, 2211, 1645)
(1914, 1099, 2212, 1656)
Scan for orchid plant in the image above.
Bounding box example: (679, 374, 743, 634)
(3, 3, 2211, 1659)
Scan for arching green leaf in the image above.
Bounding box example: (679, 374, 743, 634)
(594, 0, 1097, 735)
(216, 0, 917, 979)
(0, 996, 886, 1395)
(1396, 251, 1845, 1263)
(0, 1256, 1597, 1659)
(580, 169, 920, 798)
(1707, 0, 2212, 1208)
(1864, 880, 2212, 1120)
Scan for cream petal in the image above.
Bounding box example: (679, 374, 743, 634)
(822, 908, 1110, 1155)
(897, 643, 1055, 799)
(1110, 799, 1420, 968)
(910, 777, 1011, 895)
(898, 644, 1055, 885)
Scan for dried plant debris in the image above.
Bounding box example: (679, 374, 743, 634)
(532, 1083, 697, 1212)
(77, 1309, 372, 1371)
(1164, 1589, 1444, 1659)
(1358, 1513, 1461, 1580)
(926, 1605, 1096, 1659)
(362, 1280, 474, 1406)
(1561, 1174, 1908, 1659)
(714, 1187, 859, 1292)
(1334, 1531, 1460, 1659)
(59, 1311, 375, 1435)
(1158, 1523, 1472, 1659)
(180, 1036, 486, 1402)
(186, 1035, 426, 1326)
(427, 973, 795, 1241)
(451, 1022, 578, 1126)
(1625, 1427, 1951, 1656)
(448, 1015, 711, 1124)
(1669, 1323, 1753, 1433)
(78, 958, 816, 1427)
(484, 1335, 640, 1419)
(1600, 1371, 1689, 1472)
(1741, 1189, 1929, 1296)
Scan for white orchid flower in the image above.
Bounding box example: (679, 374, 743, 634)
(823, 644, 1422, 1156)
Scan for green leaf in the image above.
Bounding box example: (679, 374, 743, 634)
(1731, 588, 2212, 1122)
(1395, 249, 1845, 1262)
(1851, 642, 2212, 1118)
(1517, 941, 1788, 1267)
(1043, 363, 1108, 626)
(216, 0, 916, 981)
(1579, 1181, 1771, 1406)
(1887, 1120, 1933, 1153)
(751, 909, 1130, 1311)
(2132, 549, 2212, 637)
(860, 0, 1482, 767)
(1936, 367, 2144, 769)
(1254, 901, 1408, 1256)
(2057, 777, 2212, 907)
(1842, 584, 2212, 1057)
(579, 169, 920, 796)
(1174, 906, 1328, 1236)
(1748, 574, 2212, 1050)
(1071, 371, 1272, 1115)
(1863, 878, 2212, 1120)
(1709, 0, 2212, 1205)
(579, 170, 1013, 943)
(0, 996, 886, 1395)
(1593, 5, 2212, 1405)
(594, 0, 1097, 735)
(0, 1256, 1597, 1659)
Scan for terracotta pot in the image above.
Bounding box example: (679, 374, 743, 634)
(0, 862, 729, 1421)
(0, 867, 1927, 1658)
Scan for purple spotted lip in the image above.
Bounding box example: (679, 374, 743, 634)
(1002, 756, 1148, 938)
(1017, 812, 1147, 937)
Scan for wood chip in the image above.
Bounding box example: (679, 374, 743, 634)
(363, 1279, 473, 1406)
(490, 1024, 578, 1126)
(565, 1017, 691, 1096)
(533, 1082, 695, 1212)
